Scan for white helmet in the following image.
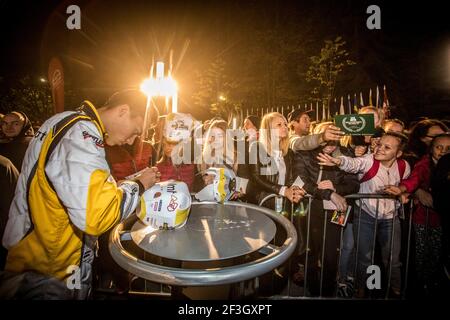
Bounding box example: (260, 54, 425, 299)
(137, 180, 192, 229)
(164, 112, 199, 143)
(195, 167, 236, 203)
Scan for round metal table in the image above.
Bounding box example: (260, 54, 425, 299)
(109, 201, 297, 287)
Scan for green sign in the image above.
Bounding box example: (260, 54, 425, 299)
(334, 114, 376, 136)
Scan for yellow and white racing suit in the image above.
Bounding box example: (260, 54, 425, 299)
(2, 101, 141, 298)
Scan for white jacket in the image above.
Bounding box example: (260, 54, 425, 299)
(338, 153, 410, 219)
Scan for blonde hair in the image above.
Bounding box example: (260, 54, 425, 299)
(359, 106, 384, 126)
(312, 121, 333, 135)
(259, 112, 289, 156)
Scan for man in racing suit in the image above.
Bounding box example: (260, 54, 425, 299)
(0, 89, 160, 299)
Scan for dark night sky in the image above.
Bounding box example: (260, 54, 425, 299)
(0, 0, 449, 122)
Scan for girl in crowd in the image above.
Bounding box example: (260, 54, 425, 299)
(386, 133, 450, 295)
(199, 119, 237, 185)
(156, 137, 196, 191)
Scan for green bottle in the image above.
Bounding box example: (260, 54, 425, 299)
(294, 202, 306, 217)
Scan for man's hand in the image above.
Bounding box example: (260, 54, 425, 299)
(317, 180, 336, 191)
(137, 167, 160, 190)
(317, 153, 341, 167)
(321, 125, 344, 142)
(415, 188, 433, 208)
(330, 192, 348, 212)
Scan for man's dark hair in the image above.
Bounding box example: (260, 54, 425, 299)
(287, 108, 313, 123)
(383, 131, 408, 151)
(103, 89, 147, 117)
(245, 115, 261, 129)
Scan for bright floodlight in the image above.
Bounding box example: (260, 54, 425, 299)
(140, 76, 177, 97)
(140, 61, 178, 113)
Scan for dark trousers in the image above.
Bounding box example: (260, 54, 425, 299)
(300, 209, 341, 296)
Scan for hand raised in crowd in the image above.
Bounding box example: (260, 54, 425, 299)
(321, 125, 344, 142)
(136, 167, 161, 190)
(285, 186, 305, 203)
(330, 192, 348, 212)
(370, 137, 381, 153)
(317, 152, 341, 167)
(354, 145, 368, 157)
(415, 188, 434, 208)
(317, 180, 336, 191)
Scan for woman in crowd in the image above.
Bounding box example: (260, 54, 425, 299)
(248, 112, 305, 210)
(243, 115, 260, 143)
(404, 119, 448, 167)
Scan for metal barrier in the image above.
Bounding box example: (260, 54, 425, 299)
(259, 193, 414, 299)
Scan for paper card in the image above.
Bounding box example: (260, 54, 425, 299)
(334, 114, 375, 136)
(292, 176, 305, 189)
(330, 206, 352, 227)
(235, 177, 249, 194)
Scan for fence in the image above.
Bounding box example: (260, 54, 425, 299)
(259, 193, 416, 299)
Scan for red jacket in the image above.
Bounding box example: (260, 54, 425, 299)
(400, 155, 440, 227)
(105, 141, 155, 181)
(156, 158, 195, 191)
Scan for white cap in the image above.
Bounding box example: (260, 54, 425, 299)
(164, 113, 199, 143)
(137, 180, 192, 229)
(195, 167, 236, 203)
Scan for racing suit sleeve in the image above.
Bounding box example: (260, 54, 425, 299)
(45, 121, 140, 236)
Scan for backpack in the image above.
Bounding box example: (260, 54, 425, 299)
(360, 158, 407, 183)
